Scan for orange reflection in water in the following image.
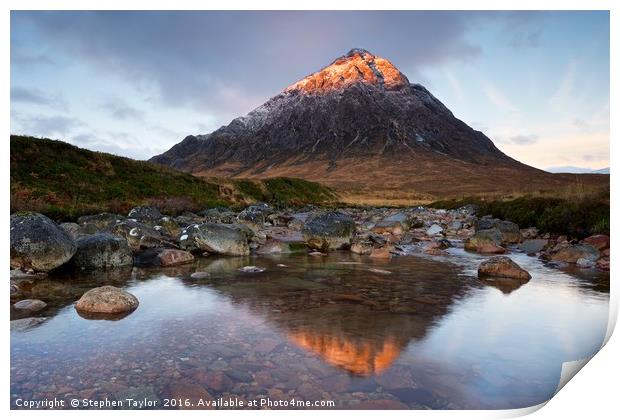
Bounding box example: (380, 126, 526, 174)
(288, 330, 404, 376)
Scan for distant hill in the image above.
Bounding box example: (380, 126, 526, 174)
(547, 166, 610, 175)
(150, 49, 609, 205)
(10, 135, 336, 220)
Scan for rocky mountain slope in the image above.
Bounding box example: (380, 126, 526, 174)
(151, 49, 608, 204)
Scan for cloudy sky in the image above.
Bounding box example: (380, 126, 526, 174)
(11, 11, 609, 171)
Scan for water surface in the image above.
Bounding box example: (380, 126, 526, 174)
(11, 250, 609, 409)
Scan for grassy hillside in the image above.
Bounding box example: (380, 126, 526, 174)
(10, 135, 336, 220)
(430, 191, 610, 239)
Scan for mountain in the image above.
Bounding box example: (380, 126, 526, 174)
(10, 135, 335, 220)
(151, 49, 608, 204)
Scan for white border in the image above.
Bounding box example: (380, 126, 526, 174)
(2, 1, 617, 420)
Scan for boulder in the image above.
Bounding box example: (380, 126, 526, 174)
(174, 213, 205, 227)
(77, 213, 123, 230)
(11, 317, 48, 331)
(127, 206, 162, 223)
(134, 248, 194, 267)
(464, 228, 506, 254)
(302, 212, 355, 251)
(350, 241, 374, 255)
(426, 224, 444, 236)
(576, 258, 595, 268)
(426, 239, 451, 250)
(190, 271, 210, 279)
(448, 221, 463, 231)
(109, 220, 164, 250)
(60, 222, 82, 240)
(237, 203, 273, 230)
(475, 217, 521, 243)
(520, 227, 539, 239)
(596, 257, 610, 271)
(72, 233, 133, 270)
(494, 220, 522, 243)
(179, 223, 250, 256)
(372, 213, 410, 235)
(478, 256, 531, 281)
(10, 212, 77, 272)
(475, 216, 497, 231)
(13, 299, 47, 312)
(519, 239, 548, 255)
(154, 217, 182, 239)
(551, 244, 600, 264)
(582, 234, 610, 251)
(238, 266, 266, 273)
(75, 286, 139, 315)
(255, 240, 293, 255)
(370, 246, 393, 259)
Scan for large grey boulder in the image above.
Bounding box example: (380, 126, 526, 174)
(10, 212, 76, 272)
(302, 211, 355, 251)
(179, 223, 250, 256)
(72, 233, 133, 270)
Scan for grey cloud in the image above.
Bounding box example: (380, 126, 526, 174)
(508, 31, 542, 49)
(11, 11, 488, 118)
(71, 132, 159, 160)
(582, 153, 608, 162)
(11, 51, 55, 67)
(11, 86, 67, 110)
(12, 113, 84, 137)
(509, 134, 539, 145)
(100, 99, 144, 120)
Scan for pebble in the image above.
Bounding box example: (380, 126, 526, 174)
(238, 266, 266, 273)
(190, 271, 210, 279)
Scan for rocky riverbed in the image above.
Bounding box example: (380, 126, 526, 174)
(10, 204, 611, 409)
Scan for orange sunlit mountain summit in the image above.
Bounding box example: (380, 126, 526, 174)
(284, 48, 409, 94)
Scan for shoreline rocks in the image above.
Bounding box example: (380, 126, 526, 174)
(10, 212, 77, 272)
(9, 205, 610, 282)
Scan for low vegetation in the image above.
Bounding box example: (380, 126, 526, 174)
(10, 135, 336, 221)
(430, 191, 610, 239)
(230, 178, 336, 206)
